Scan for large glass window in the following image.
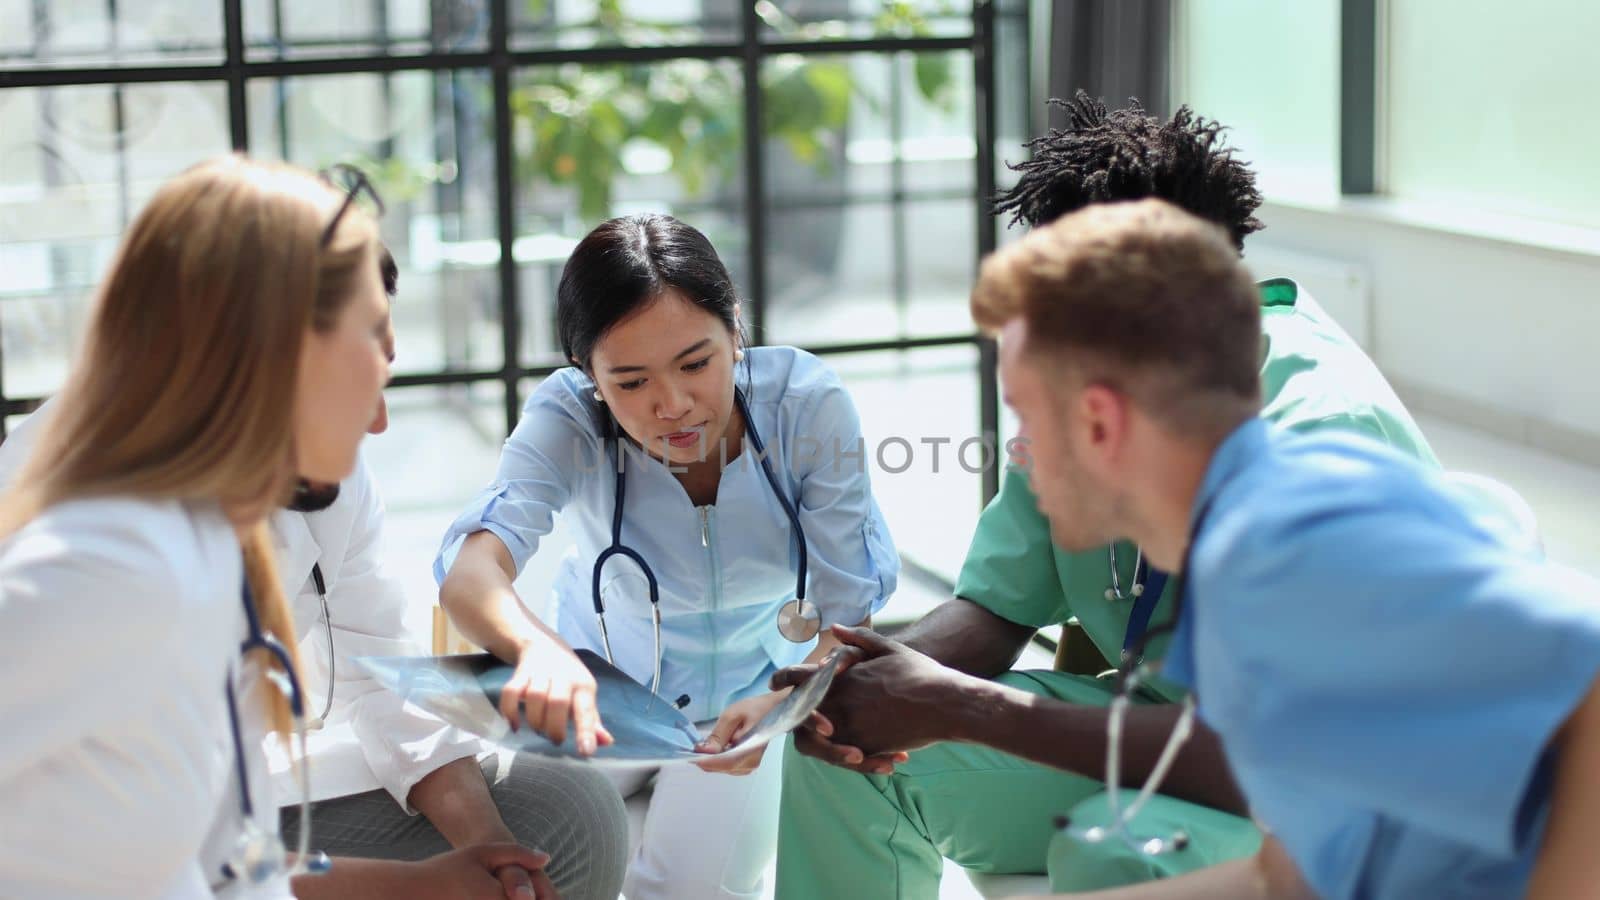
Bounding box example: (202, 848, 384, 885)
(1170, 0, 1340, 201)
(512, 58, 748, 365)
(512, 0, 735, 49)
(248, 70, 503, 376)
(0, 0, 1025, 601)
(1386, 0, 1600, 228)
(2, 0, 225, 68)
(829, 344, 983, 586)
(763, 49, 976, 345)
(366, 381, 506, 634)
(762, 0, 973, 42)
(246, 0, 489, 59)
(1174, 0, 1600, 228)
(0, 81, 230, 399)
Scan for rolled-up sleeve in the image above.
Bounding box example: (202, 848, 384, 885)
(791, 377, 900, 626)
(333, 462, 484, 812)
(434, 376, 599, 584)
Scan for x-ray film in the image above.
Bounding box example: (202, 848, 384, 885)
(357, 649, 842, 767)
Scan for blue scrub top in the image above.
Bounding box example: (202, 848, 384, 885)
(435, 346, 900, 722)
(1164, 419, 1600, 900)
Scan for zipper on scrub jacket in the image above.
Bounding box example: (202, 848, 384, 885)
(699, 505, 722, 709)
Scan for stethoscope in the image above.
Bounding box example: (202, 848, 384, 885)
(1060, 538, 1197, 857)
(215, 579, 330, 888)
(592, 386, 818, 700)
(1104, 545, 1169, 667)
(306, 563, 335, 730)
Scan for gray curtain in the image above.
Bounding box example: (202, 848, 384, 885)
(1047, 0, 1172, 124)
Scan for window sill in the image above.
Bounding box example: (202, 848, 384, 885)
(1261, 193, 1600, 263)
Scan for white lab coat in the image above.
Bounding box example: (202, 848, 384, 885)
(260, 457, 485, 808)
(0, 406, 485, 812)
(0, 495, 291, 900)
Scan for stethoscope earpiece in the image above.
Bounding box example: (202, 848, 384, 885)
(1106, 544, 1145, 602)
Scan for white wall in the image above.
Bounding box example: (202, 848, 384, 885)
(1252, 198, 1600, 463)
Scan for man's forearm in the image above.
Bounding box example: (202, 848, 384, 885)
(407, 756, 514, 848)
(881, 599, 1246, 812)
(950, 677, 1248, 815)
(896, 597, 1038, 678)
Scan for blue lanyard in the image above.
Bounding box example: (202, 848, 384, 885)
(1120, 557, 1170, 665)
(1121, 479, 1229, 668)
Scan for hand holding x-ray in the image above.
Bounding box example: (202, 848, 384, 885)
(772, 625, 946, 775)
(358, 649, 844, 767)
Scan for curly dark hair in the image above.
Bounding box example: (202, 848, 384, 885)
(993, 91, 1264, 250)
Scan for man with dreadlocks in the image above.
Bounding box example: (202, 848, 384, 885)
(769, 92, 1438, 897)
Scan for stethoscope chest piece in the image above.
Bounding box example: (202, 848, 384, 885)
(776, 597, 821, 643)
(226, 821, 285, 885)
(224, 820, 333, 884)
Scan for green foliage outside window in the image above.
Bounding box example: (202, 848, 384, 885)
(515, 0, 958, 221)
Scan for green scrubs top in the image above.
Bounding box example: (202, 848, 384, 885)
(954, 278, 1438, 699)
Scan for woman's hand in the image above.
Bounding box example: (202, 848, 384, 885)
(408, 844, 559, 900)
(295, 845, 559, 900)
(692, 689, 790, 774)
(499, 632, 614, 756)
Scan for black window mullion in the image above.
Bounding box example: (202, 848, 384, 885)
(763, 36, 968, 55)
(1340, 0, 1379, 195)
(224, 0, 248, 149)
(490, 0, 520, 435)
(974, 0, 999, 506)
(740, 1, 767, 346)
(1, 397, 45, 420)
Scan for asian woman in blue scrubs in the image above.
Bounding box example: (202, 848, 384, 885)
(435, 213, 901, 900)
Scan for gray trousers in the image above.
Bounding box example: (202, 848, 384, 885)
(281, 753, 628, 900)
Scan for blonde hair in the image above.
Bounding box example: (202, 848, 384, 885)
(971, 198, 1262, 435)
(0, 155, 379, 733)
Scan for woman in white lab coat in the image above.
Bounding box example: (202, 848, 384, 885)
(0, 156, 551, 900)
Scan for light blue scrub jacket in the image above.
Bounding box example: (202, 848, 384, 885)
(435, 346, 900, 722)
(1165, 419, 1600, 900)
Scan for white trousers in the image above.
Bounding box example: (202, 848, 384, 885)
(606, 734, 786, 900)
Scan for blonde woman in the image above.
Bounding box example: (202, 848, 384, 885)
(0, 157, 551, 900)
